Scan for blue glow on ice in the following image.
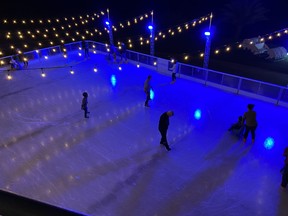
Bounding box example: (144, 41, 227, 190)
(194, 109, 202, 120)
(150, 89, 154, 100)
(110, 75, 117, 87)
(264, 137, 275, 150)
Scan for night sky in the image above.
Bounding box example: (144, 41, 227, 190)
(0, 0, 287, 58)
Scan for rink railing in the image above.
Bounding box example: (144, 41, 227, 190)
(0, 40, 287, 108)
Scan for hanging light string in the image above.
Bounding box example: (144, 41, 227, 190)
(0, 15, 107, 56)
(1, 28, 104, 56)
(180, 26, 288, 61)
(0, 11, 153, 56)
(1, 11, 106, 42)
(113, 13, 211, 48)
(110, 11, 153, 32)
(1, 11, 106, 26)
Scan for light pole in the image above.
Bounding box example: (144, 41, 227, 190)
(148, 11, 155, 56)
(203, 13, 213, 69)
(106, 8, 114, 46)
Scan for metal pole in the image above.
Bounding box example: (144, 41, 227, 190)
(203, 12, 213, 69)
(107, 8, 114, 46)
(150, 11, 155, 56)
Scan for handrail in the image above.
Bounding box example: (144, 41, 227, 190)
(0, 40, 287, 107)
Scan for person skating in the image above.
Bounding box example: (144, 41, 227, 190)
(144, 75, 152, 107)
(158, 111, 174, 151)
(81, 92, 90, 118)
(281, 147, 288, 190)
(242, 104, 257, 143)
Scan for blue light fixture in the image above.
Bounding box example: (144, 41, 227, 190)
(194, 109, 202, 120)
(264, 137, 275, 150)
(148, 25, 153, 30)
(150, 89, 154, 100)
(204, 31, 211, 36)
(110, 75, 117, 87)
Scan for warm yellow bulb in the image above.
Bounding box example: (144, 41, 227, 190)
(7, 74, 12, 80)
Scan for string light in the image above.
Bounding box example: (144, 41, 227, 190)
(181, 26, 288, 61)
(41, 68, 46, 77)
(7, 72, 12, 80)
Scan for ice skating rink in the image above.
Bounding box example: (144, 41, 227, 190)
(0, 51, 288, 216)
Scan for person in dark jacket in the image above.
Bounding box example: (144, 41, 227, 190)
(158, 111, 174, 151)
(281, 147, 288, 189)
(242, 104, 257, 143)
(228, 116, 243, 131)
(81, 92, 90, 118)
(144, 75, 152, 107)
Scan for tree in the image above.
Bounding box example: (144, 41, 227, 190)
(221, 0, 269, 40)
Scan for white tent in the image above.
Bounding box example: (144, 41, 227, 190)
(266, 46, 287, 60)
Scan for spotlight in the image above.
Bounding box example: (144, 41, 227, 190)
(194, 109, 202, 120)
(264, 137, 275, 150)
(150, 89, 155, 100)
(110, 75, 116, 87)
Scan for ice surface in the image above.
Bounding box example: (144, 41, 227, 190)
(0, 51, 288, 216)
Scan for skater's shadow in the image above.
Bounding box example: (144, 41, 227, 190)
(87, 149, 166, 214)
(149, 129, 251, 215)
(153, 146, 249, 216)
